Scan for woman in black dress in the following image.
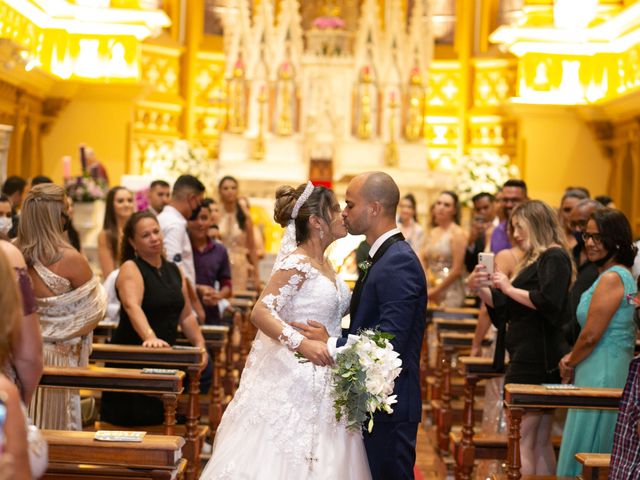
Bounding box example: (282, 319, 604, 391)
(100, 211, 206, 426)
(468, 200, 573, 476)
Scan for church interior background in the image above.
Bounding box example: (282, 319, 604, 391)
(0, 0, 639, 261)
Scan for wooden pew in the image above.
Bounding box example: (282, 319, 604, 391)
(450, 356, 505, 480)
(501, 383, 622, 480)
(43, 429, 186, 479)
(92, 323, 231, 435)
(39, 366, 184, 434)
(575, 453, 610, 480)
(89, 344, 206, 480)
(433, 332, 490, 454)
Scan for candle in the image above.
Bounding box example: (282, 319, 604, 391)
(62, 155, 71, 179)
(79, 145, 87, 174)
(390, 91, 396, 103)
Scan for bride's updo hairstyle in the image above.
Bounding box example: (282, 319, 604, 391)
(274, 183, 337, 244)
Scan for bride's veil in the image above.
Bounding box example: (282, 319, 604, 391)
(271, 181, 315, 275)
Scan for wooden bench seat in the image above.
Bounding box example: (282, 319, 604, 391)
(432, 333, 492, 453)
(89, 344, 207, 480)
(575, 453, 610, 480)
(449, 356, 506, 479)
(503, 384, 622, 480)
(44, 460, 187, 480)
(43, 429, 184, 469)
(449, 431, 562, 460)
(433, 318, 479, 333)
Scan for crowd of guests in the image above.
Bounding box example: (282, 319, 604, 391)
(397, 179, 639, 478)
(0, 172, 264, 478)
(1, 168, 639, 478)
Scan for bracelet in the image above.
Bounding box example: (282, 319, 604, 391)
(278, 324, 304, 351)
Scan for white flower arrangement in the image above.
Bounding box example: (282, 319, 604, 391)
(455, 152, 520, 207)
(142, 140, 216, 187)
(331, 330, 402, 432)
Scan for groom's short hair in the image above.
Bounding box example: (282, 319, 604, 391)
(361, 172, 399, 217)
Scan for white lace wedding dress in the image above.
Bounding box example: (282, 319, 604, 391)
(199, 253, 372, 479)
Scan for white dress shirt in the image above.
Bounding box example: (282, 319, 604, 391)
(157, 205, 196, 285)
(327, 227, 402, 355)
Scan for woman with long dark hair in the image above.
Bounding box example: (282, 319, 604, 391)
(420, 190, 466, 306)
(218, 176, 260, 290)
(100, 211, 206, 426)
(97, 186, 134, 278)
(397, 193, 424, 254)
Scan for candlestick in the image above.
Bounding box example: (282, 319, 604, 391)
(79, 145, 87, 175)
(62, 155, 71, 179)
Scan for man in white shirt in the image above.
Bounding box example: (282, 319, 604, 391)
(147, 179, 171, 216)
(157, 175, 206, 319)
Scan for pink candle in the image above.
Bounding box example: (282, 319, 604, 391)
(390, 91, 396, 103)
(62, 155, 71, 179)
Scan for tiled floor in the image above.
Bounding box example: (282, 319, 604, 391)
(415, 423, 447, 479)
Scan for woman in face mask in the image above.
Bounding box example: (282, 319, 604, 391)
(556, 208, 638, 476)
(0, 194, 12, 237)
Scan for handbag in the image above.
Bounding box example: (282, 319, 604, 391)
(21, 404, 48, 478)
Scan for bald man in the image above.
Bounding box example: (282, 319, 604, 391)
(300, 172, 427, 479)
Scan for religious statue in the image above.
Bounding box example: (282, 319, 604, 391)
(227, 55, 247, 133)
(354, 65, 377, 139)
(404, 67, 425, 142)
(275, 61, 296, 136)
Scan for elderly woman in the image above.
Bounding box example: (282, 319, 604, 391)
(100, 211, 206, 426)
(15, 184, 106, 430)
(0, 249, 31, 480)
(556, 209, 638, 476)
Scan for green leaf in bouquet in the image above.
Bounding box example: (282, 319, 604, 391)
(367, 416, 374, 433)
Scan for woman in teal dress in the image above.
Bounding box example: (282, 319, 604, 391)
(557, 208, 638, 476)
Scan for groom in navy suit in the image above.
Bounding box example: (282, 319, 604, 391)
(296, 172, 427, 479)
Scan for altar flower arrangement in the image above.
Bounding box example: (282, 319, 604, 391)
(332, 330, 402, 433)
(65, 175, 108, 203)
(142, 140, 215, 188)
(455, 152, 520, 207)
(312, 16, 346, 30)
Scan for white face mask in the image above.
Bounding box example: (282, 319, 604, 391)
(0, 217, 12, 235)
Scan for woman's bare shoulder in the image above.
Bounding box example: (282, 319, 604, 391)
(0, 240, 26, 268)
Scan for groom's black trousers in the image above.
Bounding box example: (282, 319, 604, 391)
(364, 421, 419, 480)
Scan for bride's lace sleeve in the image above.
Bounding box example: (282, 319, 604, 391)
(255, 255, 315, 351)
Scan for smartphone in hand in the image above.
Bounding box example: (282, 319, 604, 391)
(478, 252, 494, 287)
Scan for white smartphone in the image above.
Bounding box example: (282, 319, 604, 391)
(478, 252, 494, 286)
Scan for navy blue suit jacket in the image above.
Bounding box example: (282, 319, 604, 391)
(338, 238, 427, 423)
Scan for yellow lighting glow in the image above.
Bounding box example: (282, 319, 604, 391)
(0, 0, 169, 82)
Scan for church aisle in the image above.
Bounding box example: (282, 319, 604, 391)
(415, 423, 447, 480)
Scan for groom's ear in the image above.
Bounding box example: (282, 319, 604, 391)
(369, 201, 382, 217)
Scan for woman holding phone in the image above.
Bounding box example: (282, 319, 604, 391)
(468, 200, 573, 476)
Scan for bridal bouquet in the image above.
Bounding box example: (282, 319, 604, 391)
(332, 330, 402, 433)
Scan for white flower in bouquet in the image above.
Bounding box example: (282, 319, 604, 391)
(331, 330, 402, 433)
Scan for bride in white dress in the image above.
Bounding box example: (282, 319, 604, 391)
(200, 182, 372, 479)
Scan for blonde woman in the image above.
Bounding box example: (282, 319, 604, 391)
(0, 249, 31, 480)
(468, 200, 573, 476)
(16, 184, 107, 430)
